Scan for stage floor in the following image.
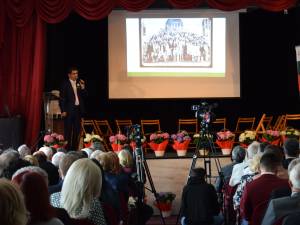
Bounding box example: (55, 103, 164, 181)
(144, 155, 231, 215)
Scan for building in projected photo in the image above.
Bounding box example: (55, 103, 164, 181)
(141, 18, 212, 67)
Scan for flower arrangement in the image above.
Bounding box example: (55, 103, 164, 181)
(280, 127, 300, 138)
(156, 192, 176, 204)
(149, 131, 169, 156)
(43, 132, 67, 149)
(109, 133, 128, 145)
(84, 133, 103, 148)
(150, 131, 170, 144)
(171, 130, 191, 155)
(261, 130, 280, 144)
(216, 130, 235, 152)
(239, 130, 256, 146)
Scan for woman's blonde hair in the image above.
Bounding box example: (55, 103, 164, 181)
(61, 158, 102, 218)
(249, 154, 262, 173)
(0, 178, 28, 225)
(24, 155, 39, 166)
(118, 150, 133, 168)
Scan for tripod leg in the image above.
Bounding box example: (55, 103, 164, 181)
(143, 159, 166, 225)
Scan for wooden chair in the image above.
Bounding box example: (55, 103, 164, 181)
(94, 120, 113, 151)
(178, 118, 198, 134)
(211, 117, 227, 132)
(255, 114, 273, 134)
(283, 114, 300, 130)
(81, 119, 98, 135)
(273, 115, 286, 131)
(115, 119, 133, 134)
(140, 119, 161, 137)
(234, 116, 256, 142)
(178, 118, 198, 151)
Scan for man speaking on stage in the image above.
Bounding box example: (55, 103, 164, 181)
(59, 66, 87, 150)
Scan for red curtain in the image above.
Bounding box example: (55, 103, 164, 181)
(0, 0, 297, 147)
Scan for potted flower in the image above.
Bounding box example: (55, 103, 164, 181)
(281, 127, 300, 142)
(83, 133, 103, 148)
(149, 131, 170, 157)
(109, 133, 127, 153)
(44, 132, 67, 150)
(171, 130, 191, 156)
(261, 130, 281, 145)
(153, 192, 176, 218)
(239, 130, 256, 148)
(193, 133, 213, 156)
(216, 129, 235, 155)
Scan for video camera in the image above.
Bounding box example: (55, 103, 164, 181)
(191, 102, 218, 124)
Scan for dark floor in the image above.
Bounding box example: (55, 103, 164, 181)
(146, 215, 178, 225)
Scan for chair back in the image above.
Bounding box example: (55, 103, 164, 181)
(115, 119, 133, 134)
(81, 119, 98, 135)
(94, 120, 113, 151)
(211, 117, 227, 132)
(140, 119, 161, 137)
(283, 114, 300, 130)
(178, 118, 198, 135)
(273, 115, 286, 131)
(235, 117, 256, 133)
(255, 113, 273, 134)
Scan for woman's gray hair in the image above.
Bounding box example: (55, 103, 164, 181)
(245, 141, 260, 161)
(61, 158, 102, 218)
(17, 144, 31, 159)
(288, 158, 300, 175)
(289, 163, 300, 189)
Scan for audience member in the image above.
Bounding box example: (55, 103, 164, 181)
(240, 152, 290, 225)
(282, 138, 300, 169)
(262, 162, 300, 225)
(18, 144, 31, 158)
(12, 172, 64, 225)
(215, 145, 246, 192)
(24, 155, 39, 166)
(50, 158, 107, 225)
(229, 141, 260, 187)
(181, 167, 222, 225)
(0, 178, 28, 225)
(51, 152, 65, 168)
(48, 151, 82, 194)
(33, 151, 59, 186)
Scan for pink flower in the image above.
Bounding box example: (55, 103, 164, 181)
(44, 135, 54, 143)
(50, 133, 58, 138)
(57, 135, 64, 141)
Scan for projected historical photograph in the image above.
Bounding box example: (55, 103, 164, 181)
(140, 18, 212, 67)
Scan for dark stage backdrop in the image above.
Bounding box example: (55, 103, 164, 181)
(45, 8, 300, 134)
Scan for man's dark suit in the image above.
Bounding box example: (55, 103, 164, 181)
(261, 192, 300, 225)
(59, 79, 87, 150)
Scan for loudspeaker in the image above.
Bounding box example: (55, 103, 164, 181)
(0, 117, 23, 149)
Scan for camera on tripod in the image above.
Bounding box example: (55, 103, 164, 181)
(191, 102, 217, 124)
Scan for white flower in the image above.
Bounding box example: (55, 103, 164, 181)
(84, 133, 92, 143)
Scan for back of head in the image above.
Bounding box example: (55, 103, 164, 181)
(190, 167, 206, 181)
(12, 166, 48, 185)
(38, 147, 53, 161)
(246, 141, 260, 161)
(0, 178, 28, 225)
(289, 163, 300, 190)
(288, 158, 300, 175)
(231, 146, 246, 163)
(264, 145, 284, 161)
(283, 138, 300, 157)
(59, 151, 82, 178)
(118, 150, 133, 168)
(18, 144, 31, 158)
(2, 158, 31, 180)
(12, 172, 54, 224)
(260, 152, 282, 173)
(61, 158, 102, 218)
(51, 152, 65, 168)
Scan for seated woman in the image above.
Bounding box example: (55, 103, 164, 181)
(12, 171, 64, 225)
(50, 158, 107, 225)
(0, 178, 28, 225)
